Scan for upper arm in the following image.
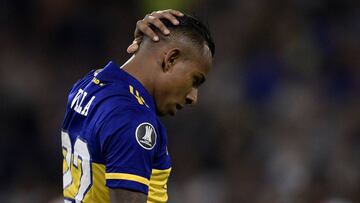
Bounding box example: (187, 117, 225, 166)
(110, 188, 147, 203)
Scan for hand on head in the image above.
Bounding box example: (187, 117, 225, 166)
(127, 9, 184, 54)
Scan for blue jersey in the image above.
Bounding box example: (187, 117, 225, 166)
(61, 61, 172, 203)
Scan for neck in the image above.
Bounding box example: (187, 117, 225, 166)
(120, 54, 155, 97)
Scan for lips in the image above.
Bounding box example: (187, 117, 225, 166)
(176, 104, 184, 110)
(169, 104, 184, 116)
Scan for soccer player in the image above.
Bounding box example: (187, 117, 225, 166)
(61, 9, 215, 203)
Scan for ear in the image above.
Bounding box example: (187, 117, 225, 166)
(163, 48, 180, 72)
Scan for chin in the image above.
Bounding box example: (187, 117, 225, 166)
(169, 110, 176, 116)
(156, 108, 167, 117)
(157, 109, 176, 117)
(156, 104, 176, 116)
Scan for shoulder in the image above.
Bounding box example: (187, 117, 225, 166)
(98, 103, 159, 149)
(69, 69, 96, 94)
(84, 77, 149, 116)
(98, 84, 154, 119)
(104, 103, 157, 132)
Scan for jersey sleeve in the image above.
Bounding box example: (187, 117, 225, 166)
(98, 106, 159, 194)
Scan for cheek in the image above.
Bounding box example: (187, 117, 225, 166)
(160, 81, 190, 108)
(153, 76, 179, 105)
(163, 82, 185, 99)
(169, 78, 192, 97)
(155, 66, 192, 104)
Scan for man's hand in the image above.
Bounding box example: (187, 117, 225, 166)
(127, 9, 184, 54)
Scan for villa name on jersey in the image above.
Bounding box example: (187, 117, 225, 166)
(71, 88, 95, 116)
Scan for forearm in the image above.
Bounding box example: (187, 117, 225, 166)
(110, 189, 147, 203)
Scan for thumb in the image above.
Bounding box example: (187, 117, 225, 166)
(126, 37, 143, 54)
(127, 43, 139, 54)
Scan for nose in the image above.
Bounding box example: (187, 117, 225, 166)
(185, 88, 198, 105)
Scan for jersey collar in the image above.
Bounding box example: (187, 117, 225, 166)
(96, 61, 156, 112)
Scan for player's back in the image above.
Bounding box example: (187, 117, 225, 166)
(61, 62, 171, 203)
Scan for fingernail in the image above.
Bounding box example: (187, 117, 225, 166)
(174, 20, 179, 25)
(164, 29, 170, 34)
(153, 36, 159, 41)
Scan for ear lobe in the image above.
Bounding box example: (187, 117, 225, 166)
(163, 49, 180, 72)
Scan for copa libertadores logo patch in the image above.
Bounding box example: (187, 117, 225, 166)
(135, 122, 157, 150)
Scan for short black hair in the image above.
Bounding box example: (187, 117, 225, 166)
(150, 13, 215, 58)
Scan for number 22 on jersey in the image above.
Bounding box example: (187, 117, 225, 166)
(62, 131, 92, 202)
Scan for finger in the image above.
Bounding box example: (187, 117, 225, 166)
(151, 10, 181, 25)
(158, 12, 180, 25)
(167, 9, 184, 17)
(156, 9, 183, 17)
(127, 43, 139, 54)
(147, 15, 171, 35)
(127, 35, 143, 53)
(133, 36, 142, 45)
(136, 20, 159, 41)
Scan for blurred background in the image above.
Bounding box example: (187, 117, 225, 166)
(0, 0, 359, 202)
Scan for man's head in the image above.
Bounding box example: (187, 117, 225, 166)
(137, 14, 215, 116)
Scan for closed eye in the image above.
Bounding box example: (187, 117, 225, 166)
(193, 74, 206, 87)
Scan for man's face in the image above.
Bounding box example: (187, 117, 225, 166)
(154, 48, 212, 116)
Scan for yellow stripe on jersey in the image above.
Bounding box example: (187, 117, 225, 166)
(63, 162, 171, 203)
(147, 168, 172, 203)
(105, 173, 150, 186)
(63, 149, 170, 203)
(64, 162, 109, 203)
(129, 85, 146, 105)
(90, 163, 109, 202)
(129, 84, 134, 94)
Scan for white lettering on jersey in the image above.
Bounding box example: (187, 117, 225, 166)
(70, 88, 95, 116)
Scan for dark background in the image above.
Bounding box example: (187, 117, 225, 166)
(0, 0, 359, 202)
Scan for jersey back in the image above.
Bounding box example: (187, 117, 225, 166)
(61, 61, 171, 203)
